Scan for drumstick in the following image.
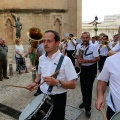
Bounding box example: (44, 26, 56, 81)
(100, 110, 108, 120)
(4, 85, 27, 89)
(31, 69, 60, 92)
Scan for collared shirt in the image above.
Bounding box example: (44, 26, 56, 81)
(97, 52, 120, 112)
(0, 44, 8, 60)
(38, 50, 78, 95)
(37, 43, 45, 56)
(99, 43, 112, 56)
(76, 42, 99, 66)
(112, 42, 120, 52)
(66, 39, 76, 50)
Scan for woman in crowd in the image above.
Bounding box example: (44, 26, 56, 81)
(15, 39, 29, 74)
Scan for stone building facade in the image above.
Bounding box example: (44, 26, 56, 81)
(0, 0, 82, 45)
(0, 0, 82, 63)
(82, 14, 120, 40)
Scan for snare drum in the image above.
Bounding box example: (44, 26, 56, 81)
(19, 94, 53, 120)
(110, 111, 120, 120)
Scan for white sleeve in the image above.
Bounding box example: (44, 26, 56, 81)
(93, 45, 99, 57)
(112, 43, 120, 52)
(108, 42, 112, 49)
(73, 40, 76, 45)
(97, 59, 110, 82)
(15, 45, 17, 51)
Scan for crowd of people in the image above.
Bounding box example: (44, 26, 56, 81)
(1, 28, 120, 120)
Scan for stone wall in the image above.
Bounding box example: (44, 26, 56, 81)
(0, 0, 82, 63)
(0, 0, 68, 9)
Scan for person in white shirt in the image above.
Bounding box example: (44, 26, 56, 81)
(108, 26, 120, 56)
(15, 39, 28, 74)
(90, 36, 99, 48)
(76, 32, 100, 118)
(108, 41, 120, 56)
(109, 34, 118, 48)
(26, 30, 77, 120)
(95, 52, 120, 120)
(98, 35, 111, 72)
(66, 34, 76, 66)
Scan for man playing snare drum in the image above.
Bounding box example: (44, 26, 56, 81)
(26, 30, 77, 120)
(95, 51, 120, 120)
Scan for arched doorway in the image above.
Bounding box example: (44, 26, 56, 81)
(5, 18, 13, 44)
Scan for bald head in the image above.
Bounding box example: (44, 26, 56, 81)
(0, 38, 6, 45)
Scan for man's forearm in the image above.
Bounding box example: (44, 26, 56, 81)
(97, 80, 107, 97)
(87, 57, 100, 63)
(34, 74, 41, 83)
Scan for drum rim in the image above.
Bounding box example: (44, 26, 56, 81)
(110, 111, 120, 120)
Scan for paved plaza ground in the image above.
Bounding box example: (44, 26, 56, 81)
(0, 63, 108, 120)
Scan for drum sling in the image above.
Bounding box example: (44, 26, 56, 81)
(47, 55, 64, 92)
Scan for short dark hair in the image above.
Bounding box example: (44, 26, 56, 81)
(45, 30, 60, 42)
(114, 34, 118, 37)
(92, 36, 95, 39)
(69, 34, 74, 37)
(103, 35, 108, 40)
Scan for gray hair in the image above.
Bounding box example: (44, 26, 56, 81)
(0, 38, 5, 41)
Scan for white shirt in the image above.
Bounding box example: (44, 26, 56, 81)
(112, 42, 120, 52)
(90, 40, 99, 46)
(97, 52, 120, 112)
(38, 50, 78, 95)
(37, 43, 45, 55)
(76, 42, 99, 66)
(66, 39, 76, 50)
(99, 43, 112, 56)
(15, 45, 24, 58)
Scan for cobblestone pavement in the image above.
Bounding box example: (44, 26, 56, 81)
(0, 64, 108, 120)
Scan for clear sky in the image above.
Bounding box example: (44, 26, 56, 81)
(82, 0, 120, 22)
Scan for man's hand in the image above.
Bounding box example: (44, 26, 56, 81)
(79, 58, 88, 64)
(26, 82, 37, 91)
(95, 96, 105, 111)
(43, 76, 58, 86)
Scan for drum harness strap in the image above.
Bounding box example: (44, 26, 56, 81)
(110, 93, 116, 112)
(47, 55, 65, 93)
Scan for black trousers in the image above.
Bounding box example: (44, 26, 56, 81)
(99, 56, 107, 72)
(47, 92, 67, 120)
(0, 59, 7, 78)
(67, 50, 75, 66)
(80, 63, 97, 111)
(106, 106, 115, 120)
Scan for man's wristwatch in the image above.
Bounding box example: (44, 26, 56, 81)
(57, 80, 62, 87)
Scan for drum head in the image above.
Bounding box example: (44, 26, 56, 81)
(19, 94, 44, 120)
(110, 111, 120, 120)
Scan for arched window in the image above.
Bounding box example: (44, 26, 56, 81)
(54, 18, 62, 36)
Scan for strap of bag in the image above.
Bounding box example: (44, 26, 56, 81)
(47, 55, 64, 93)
